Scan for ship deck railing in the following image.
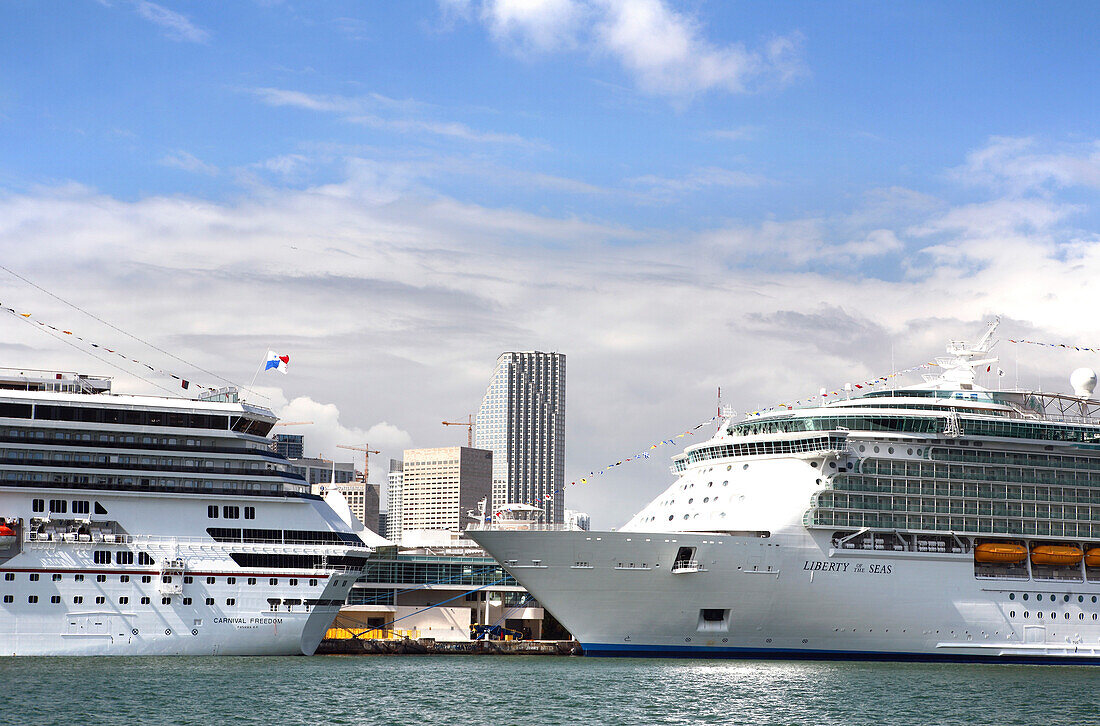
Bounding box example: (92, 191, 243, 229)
(24, 530, 369, 550)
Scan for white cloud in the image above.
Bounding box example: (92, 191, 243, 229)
(159, 150, 219, 175)
(249, 87, 541, 147)
(132, 1, 209, 43)
(707, 126, 757, 141)
(629, 166, 769, 197)
(955, 136, 1100, 194)
(278, 397, 412, 485)
(3, 136, 1100, 526)
(444, 0, 806, 99)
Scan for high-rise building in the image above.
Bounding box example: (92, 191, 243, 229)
(399, 447, 492, 539)
(386, 458, 403, 544)
(286, 457, 356, 489)
(475, 351, 566, 523)
(272, 433, 304, 459)
(564, 509, 591, 531)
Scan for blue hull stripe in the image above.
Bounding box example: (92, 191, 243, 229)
(582, 642, 1100, 665)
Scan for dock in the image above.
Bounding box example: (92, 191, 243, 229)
(316, 638, 582, 656)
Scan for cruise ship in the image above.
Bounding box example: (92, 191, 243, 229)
(471, 321, 1100, 663)
(0, 369, 370, 656)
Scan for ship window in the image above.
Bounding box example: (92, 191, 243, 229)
(1009, 610, 1015, 617)
(75, 575, 84, 581)
(247, 578, 257, 585)
(29, 573, 39, 581)
(141, 597, 150, 605)
(162, 576, 173, 583)
(1022, 594, 1029, 601)
(119, 596, 129, 604)
(226, 598, 236, 605)
(120, 575, 129, 583)
(95, 502, 108, 515)
(96, 596, 105, 604)
(1064, 595, 1071, 602)
(28, 595, 37, 603)
(207, 577, 215, 584)
(227, 577, 236, 584)
(93, 550, 109, 565)
(162, 597, 172, 605)
(207, 506, 218, 519)
(3, 573, 12, 581)
(32, 499, 43, 512)
(49, 499, 66, 513)
(52, 574, 61, 581)
(184, 576, 193, 584)
(309, 579, 317, 586)
(269, 578, 278, 585)
(115, 551, 133, 565)
(183, 597, 192, 605)
(1080, 596, 1085, 603)
(1024, 611, 1029, 618)
(50, 595, 60, 604)
(223, 506, 239, 519)
(1009, 593, 1015, 600)
(206, 598, 214, 605)
(72, 500, 89, 514)
(2, 596, 11, 603)
(73, 596, 83, 604)
(244, 507, 256, 520)
(96, 575, 106, 583)
(139, 553, 154, 566)
(290, 579, 298, 586)
(141, 576, 151, 583)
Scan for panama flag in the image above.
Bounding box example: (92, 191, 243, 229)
(265, 351, 290, 374)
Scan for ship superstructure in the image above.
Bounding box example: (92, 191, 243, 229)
(471, 321, 1100, 662)
(0, 369, 369, 656)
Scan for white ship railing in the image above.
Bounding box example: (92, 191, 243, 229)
(24, 531, 369, 550)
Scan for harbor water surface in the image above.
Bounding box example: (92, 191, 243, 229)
(5, 655, 1100, 725)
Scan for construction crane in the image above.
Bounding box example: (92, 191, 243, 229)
(337, 444, 380, 483)
(442, 414, 475, 447)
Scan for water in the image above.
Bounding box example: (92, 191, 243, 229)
(4, 655, 1100, 725)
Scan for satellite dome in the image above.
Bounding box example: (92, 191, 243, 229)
(1070, 367, 1098, 398)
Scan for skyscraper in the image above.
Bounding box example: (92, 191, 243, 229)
(271, 433, 304, 459)
(386, 458, 403, 544)
(475, 351, 566, 523)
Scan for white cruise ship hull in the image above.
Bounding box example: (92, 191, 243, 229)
(471, 529, 1100, 663)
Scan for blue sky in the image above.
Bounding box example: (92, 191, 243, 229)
(2, 1, 1100, 525)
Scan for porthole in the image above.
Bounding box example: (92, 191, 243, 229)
(743, 464, 749, 470)
(720, 512, 727, 518)
(727, 465, 732, 471)
(1023, 594, 1029, 601)
(688, 498, 694, 504)
(873, 446, 880, 453)
(916, 449, 923, 455)
(1009, 593, 1015, 600)
(1080, 596, 1085, 603)
(1038, 612, 1043, 619)
(1064, 595, 1070, 602)
(668, 515, 674, 521)
(765, 638, 772, 643)
(1010, 611, 1015, 617)
(859, 445, 866, 452)
(1093, 596, 1097, 603)
(888, 447, 894, 454)
(683, 515, 689, 520)
(707, 482, 713, 488)
(1024, 612, 1029, 618)
(811, 462, 819, 468)
(829, 461, 836, 469)
(1065, 613, 1070, 619)
(703, 497, 709, 503)
(1081, 613, 1086, 620)
(907, 448, 913, 455)
(722, 480, 729, 486)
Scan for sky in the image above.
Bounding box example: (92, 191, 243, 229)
(1, 1, 1100, 527)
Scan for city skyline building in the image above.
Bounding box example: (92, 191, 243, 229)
(386, 458, 403, 544)
(399, 446, 492, 541)
(475, 351, 566, 523)
(272, 433, 304, 459)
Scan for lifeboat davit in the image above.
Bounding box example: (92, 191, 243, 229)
(0, 524, 15, 547)
(974, 542, 1027, 564)
(1085, 548, 1100, 568)
(1031, 545, 1083, 566)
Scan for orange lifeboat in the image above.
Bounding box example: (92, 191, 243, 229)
(1085, 548, 1100, 568)
(974, 542, 1027, 564)
(1031, 545, 1083, 566)
(0, 524, 15, 547)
